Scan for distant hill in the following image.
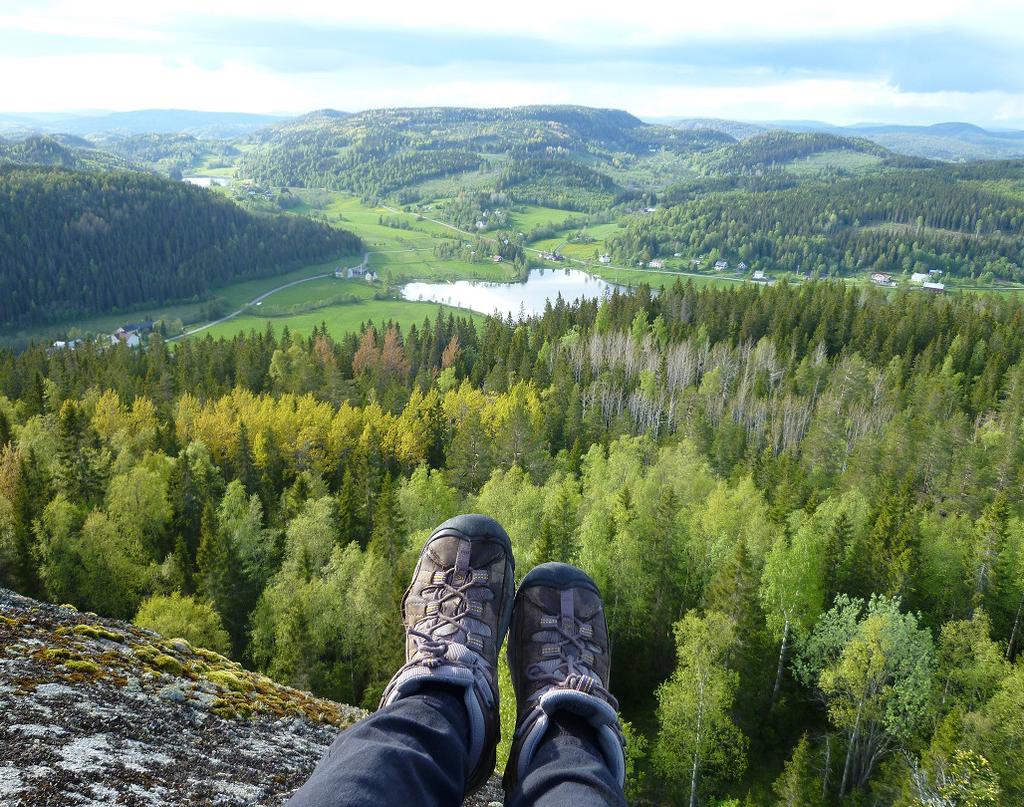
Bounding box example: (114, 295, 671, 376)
(0, 109, 284, 139)
(0, 166, 361, 330)
(87, 132, 241, 178)
(841, 122, 1024, 162)
(0, 134, 144, 173)
(774, 121, 1024, 161)
(0, 131, 242, 179)
(696, 130, 916, 175)
(238, 105, 733, 203)
(676, 117, 1024, 162)
(674, 117, 771, 141)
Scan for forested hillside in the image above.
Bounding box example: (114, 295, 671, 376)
(3, 280, 1024, 803)
(87, 132, 241, 178)
(694, 131, 898, 174)
(0, 167, 361, 330)
(236, 105, 733, 202)
(610, 164, 1024, 279)
(0, 134, 143, 173)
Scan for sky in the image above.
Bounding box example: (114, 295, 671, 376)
(2, 0, 1024, 127)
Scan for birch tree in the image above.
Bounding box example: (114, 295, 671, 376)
(760, 520, 826, 702)
(653, 610, 746, 806)
(794, 595, 935, 798)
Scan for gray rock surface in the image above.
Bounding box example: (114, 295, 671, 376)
(1, 587, 503, 806)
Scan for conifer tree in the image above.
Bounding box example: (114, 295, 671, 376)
(195, 501, 239, 647)
(231, 422, 258, 494)
(772, 734, 824, 807)
(0, 409, 11, 448)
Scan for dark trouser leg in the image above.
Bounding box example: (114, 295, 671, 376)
(286, 686, 470, 807)
(505, 713, 627, 807)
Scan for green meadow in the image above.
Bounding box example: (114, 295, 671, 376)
(192, 300, 480, 341)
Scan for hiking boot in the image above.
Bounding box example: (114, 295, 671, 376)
(503, 562, 626, 794)
(379, 514, 515, 796)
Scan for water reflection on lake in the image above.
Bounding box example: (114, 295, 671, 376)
(183, 176, 231, 188)
(402, 267, 617, 318)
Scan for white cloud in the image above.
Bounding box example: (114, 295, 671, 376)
(1, 0, 1022, 125)
(5, 0, 1023, 45)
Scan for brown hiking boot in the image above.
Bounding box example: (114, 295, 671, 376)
(379, 514, 515, 797)
(503, 562, 626, 795)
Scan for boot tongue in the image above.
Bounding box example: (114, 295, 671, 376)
(559, 588, 575, 636)
(452, 537, 471, 585)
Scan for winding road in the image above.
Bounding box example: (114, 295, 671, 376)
(170, 253, 369, 340)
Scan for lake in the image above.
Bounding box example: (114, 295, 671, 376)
(183, 176, 231, 188)
(402, 267, 617, 317)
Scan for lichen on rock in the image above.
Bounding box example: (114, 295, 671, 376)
(0, 587, 365, 806)
(1, 586, 506, 806)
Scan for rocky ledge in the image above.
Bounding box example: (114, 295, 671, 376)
(0, 588, 503, 806)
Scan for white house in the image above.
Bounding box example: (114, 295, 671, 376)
(492, 255, 503, 263)
(598, 254, 611, 264)
(910, 272, 929, 284)
(714, 260, 729, 271)
(871, 273, 894, 286)
(923, 281, 945, 292)
(110, 328, 140, 348)
(648, 259, 665, 269)
(737, 262, 748, 271)
(752, 270, 767, 281)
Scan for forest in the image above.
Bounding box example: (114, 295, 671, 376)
(88, 132, 241, 179)
(610, 165, 1024, 280)
(2, 279, 1024, 804)
(0, 167, 361, 330)
(229, 106, 1024, 286)
(235, 105, 731, 201)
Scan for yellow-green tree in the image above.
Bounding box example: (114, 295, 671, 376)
(654, 610, 747, 806)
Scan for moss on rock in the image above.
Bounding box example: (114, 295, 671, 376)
(151, 654, 184, 676)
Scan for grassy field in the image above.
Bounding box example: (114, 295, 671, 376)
(192, 300, 480, 341)
(293, 191, 455, 244)
(0, 256, 362, 347)
(785, 150, 886, 176)
(403, 165, 505, 199)
(507, 204, 586, 232)
(367, 249, 519, 283)
(577, 262, 743, 289)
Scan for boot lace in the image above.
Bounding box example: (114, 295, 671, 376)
(525, 589, 617, 708)
(410, 562, 492, 665)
